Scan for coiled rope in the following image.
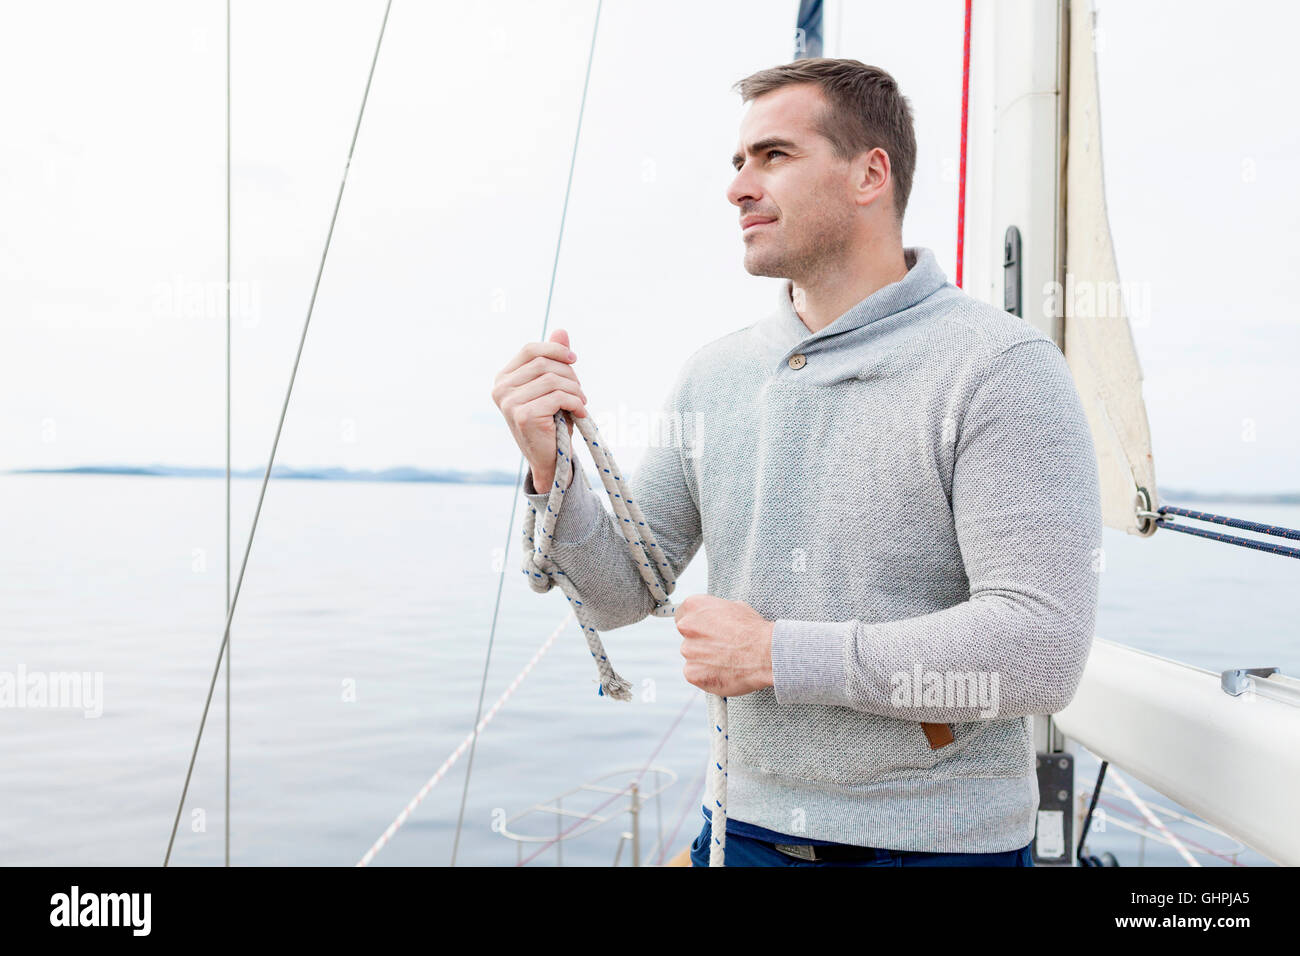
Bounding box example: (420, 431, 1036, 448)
(522, 408, 728, 867)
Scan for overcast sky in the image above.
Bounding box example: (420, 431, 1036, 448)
(1, 0, 1296, 493)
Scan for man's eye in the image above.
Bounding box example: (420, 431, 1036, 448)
(733, 150, 786, 171)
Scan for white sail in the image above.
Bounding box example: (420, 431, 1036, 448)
(964, 0, 1158, 536)
(1062, 0, 1159, 535)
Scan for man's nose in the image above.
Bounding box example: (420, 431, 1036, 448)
(727, 168, 760, 207)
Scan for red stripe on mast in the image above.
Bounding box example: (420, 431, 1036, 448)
(956, 0, 972, 288)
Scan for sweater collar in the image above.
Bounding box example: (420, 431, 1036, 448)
(760, 246, 949, 358)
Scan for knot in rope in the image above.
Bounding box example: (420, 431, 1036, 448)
(521, 408, 729, 865)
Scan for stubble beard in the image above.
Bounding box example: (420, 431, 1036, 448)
(742, 207, 856, 286)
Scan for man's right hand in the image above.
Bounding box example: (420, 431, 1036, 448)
(491, 328, 589, 492)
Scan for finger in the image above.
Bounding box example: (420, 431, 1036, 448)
(517, 388, 588, 424)
(506, 372, 588, 413)
(496, 356, 586, 395)
(498, 339, 577, 378)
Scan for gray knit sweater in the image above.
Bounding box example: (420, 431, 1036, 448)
(522, 246, 1102, 852)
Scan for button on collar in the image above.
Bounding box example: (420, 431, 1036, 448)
(788, 353, 806, 370)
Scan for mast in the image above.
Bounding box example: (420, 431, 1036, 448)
(963, 0, 1158, 537)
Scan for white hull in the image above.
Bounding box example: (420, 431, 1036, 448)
(1056, 640, 1300, 866)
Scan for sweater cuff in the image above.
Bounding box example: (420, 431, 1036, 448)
(523, 458, 602, 545)
(770, 618, 852, 706)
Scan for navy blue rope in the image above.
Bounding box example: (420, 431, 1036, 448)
(1155, 505, 1300, 560)
(1158, 505, 1300, 541)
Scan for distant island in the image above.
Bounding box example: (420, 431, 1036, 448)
(6, 465, 1299, 504)
(1158, 490, 1300, 505)
(7, 464, 520, 486)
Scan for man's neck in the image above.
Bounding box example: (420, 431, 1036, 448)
(789, 238, 909, 335)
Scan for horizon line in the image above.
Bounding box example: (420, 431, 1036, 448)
(5, 464, 1300, 503)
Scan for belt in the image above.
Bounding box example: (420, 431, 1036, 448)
(756, 723, 957, 864)
(769, 841, 891, 863)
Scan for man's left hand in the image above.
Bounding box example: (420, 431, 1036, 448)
(675, 594, 774, 697)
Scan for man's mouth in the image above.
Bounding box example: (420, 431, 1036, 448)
(741, 216, 776, 233)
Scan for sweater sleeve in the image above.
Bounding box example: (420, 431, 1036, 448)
(522, 387, 704, 633)
(769, 339, 1103, 722)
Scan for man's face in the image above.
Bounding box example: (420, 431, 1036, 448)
(726, 83, 858, 281)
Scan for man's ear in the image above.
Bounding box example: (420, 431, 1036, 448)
(853, 146, 892, 209)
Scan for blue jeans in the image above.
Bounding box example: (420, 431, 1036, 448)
(688, 819, 1035, 867)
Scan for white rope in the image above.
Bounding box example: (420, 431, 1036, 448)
(354, 613, 569, 867)
(1106, 765, 1200, 867)
(523, 409, 728, 866)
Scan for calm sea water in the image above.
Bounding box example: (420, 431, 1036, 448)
(1, 473, 1295, 867)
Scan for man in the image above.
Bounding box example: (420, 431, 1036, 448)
(492, 58, 1101, 867)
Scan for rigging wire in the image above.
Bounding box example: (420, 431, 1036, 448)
(1107, 765, 1199, 866)
(223, 0, 232, 869)
(1092, 796, 1246, 866)
(448, 0, 604, 867)
(164, 0, 394, 866)
(356, 614, 570, 867)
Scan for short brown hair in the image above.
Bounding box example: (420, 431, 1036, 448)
(733, 58, 917, 224)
